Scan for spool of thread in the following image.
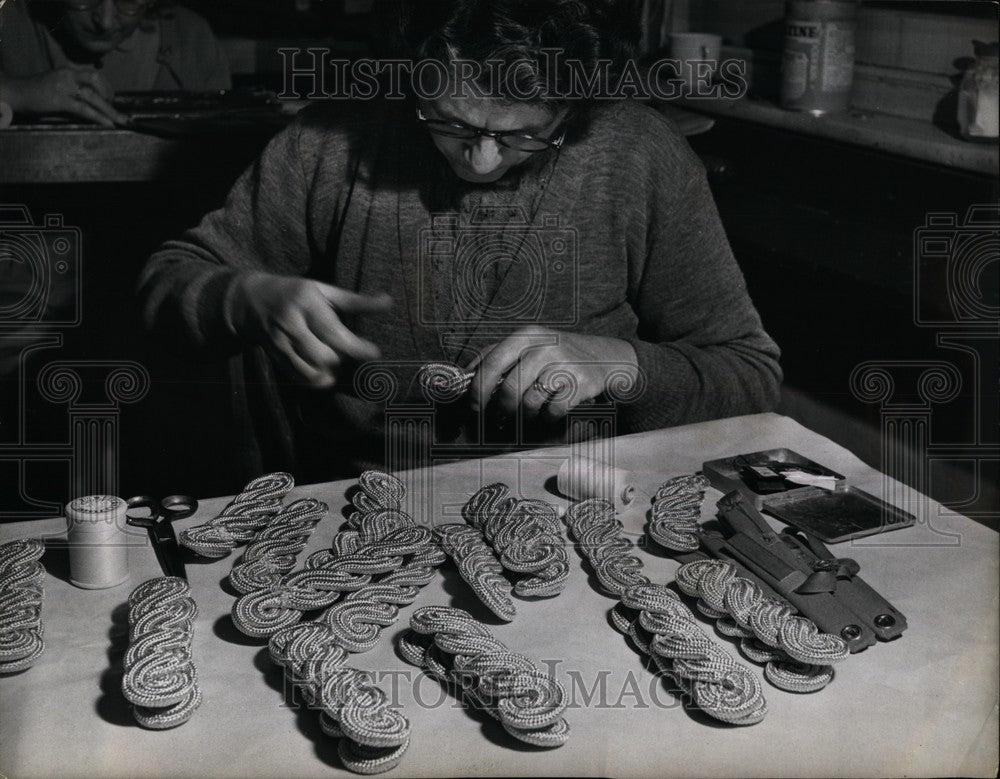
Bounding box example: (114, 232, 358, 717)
(66, 495, 129, 589)
(557, 456, 637, 513)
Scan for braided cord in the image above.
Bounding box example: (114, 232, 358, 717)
(231, 469, 442, 650)
(416, 362, 474, 402)
(0, 538, 46, 674)
(461, 484, 570, 598)
(229, 498, 328, 595)
(269, 622, 410, 774)
(435, 524, 516, 622)
(122, 576, 201, 728)
(647, 475, 711, 553)
(257, 471, 426, 774)
(565, 499, 767, 725)
(399, 605, 571, 748)
(180, 472, 295, 558)
(675, 559, 848, 693)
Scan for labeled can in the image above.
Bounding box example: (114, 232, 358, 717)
(66, 495, 129, 589)
(781, 0, 857, 115)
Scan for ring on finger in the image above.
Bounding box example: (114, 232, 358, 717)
(532, 377, 561, 396)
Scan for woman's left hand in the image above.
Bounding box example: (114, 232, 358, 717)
(469, 326, 639, 421)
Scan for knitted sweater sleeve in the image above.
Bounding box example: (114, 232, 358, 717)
(617, 110, 782, 429)
(137, 116, 319, 355)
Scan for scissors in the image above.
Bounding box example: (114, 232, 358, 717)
(125, 494, 198, 580)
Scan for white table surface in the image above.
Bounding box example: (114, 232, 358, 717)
(1, 413, 997, 778)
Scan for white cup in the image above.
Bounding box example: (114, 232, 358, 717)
(668, 32, 723, 95)
(557, 455, 637, 513)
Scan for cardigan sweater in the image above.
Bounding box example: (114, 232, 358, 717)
(139, 98, 781, 477)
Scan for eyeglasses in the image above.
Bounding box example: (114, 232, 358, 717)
(416, 108, 565, 153)
(62, 0, 153, 17)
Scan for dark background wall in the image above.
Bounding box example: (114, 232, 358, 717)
(687, 119, 998, 527)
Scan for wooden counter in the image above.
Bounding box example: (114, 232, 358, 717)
(0, 122, 283, 185)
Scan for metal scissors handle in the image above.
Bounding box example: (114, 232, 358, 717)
(125, 494, 198, 579)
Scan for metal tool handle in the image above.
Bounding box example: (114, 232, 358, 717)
(159, 494, 198, 520)
(125, 495, 161, 528)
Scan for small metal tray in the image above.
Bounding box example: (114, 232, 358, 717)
(703, 448, 914, 543)
(702, 448, 845, 509)
(761, 485, 915, 544)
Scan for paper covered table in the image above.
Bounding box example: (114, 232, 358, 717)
(1, 413, 997, 777)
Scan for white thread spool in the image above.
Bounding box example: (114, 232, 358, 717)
(66, 495, 129, 589)
(557, 455, 637, 513)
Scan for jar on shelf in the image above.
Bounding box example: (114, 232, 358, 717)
(780, 0, 858, 116)
(958, 40, 999, 141)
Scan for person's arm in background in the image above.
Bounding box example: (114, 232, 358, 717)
(0, 67, 125, 126)
(0, 0, 124, 126)
(619, 114, 782, 430)
(138, 114, 389, 387)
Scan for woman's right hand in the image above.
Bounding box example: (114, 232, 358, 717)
(229, 273, 393, 388)
(0, 68, 126, 127)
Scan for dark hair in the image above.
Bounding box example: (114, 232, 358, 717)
(378, 0, 639, 106)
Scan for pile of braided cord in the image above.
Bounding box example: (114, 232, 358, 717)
(180, 472, 295, 558)
(462, 483, 570, 597)
(566, 499, 768, 725)
(121, 576, 201, 729)
(647, 474, 711, 553)
(675, 559, 849, 693)
(269, 622, 410, 774)
(398, 605, 571, 748)
(231, 471, 445, 644)
(257, 472, 432, 773)
(0, 538, 46, 674)
(229, 498, 329, 595)
(435, 523, 516, 621)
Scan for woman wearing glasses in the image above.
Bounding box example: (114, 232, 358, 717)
(139, 0, 781, 480)
(0, 0, 229, 126)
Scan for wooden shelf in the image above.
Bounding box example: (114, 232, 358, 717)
(677, 96, 998, 176)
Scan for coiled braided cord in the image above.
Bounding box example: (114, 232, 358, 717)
(565, 499, 767, 725)
(269, 622, 410, 774)
(231, 506, 444, 641)
(180, 472, 295, 558)
(675, 559, 848, 693)
(121, 576, 201, 729)
(254, 472, 428, 774)
(0, 538, 46, 674)
(647, 474, 850, 693)
(647, 474, 711, 553)
(398, 605, 571, 748)
(229, 498, 329, 595)
(416, 362, 473, 401)
(462, 484, 570, 598)
(436, 524, 516, 621)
